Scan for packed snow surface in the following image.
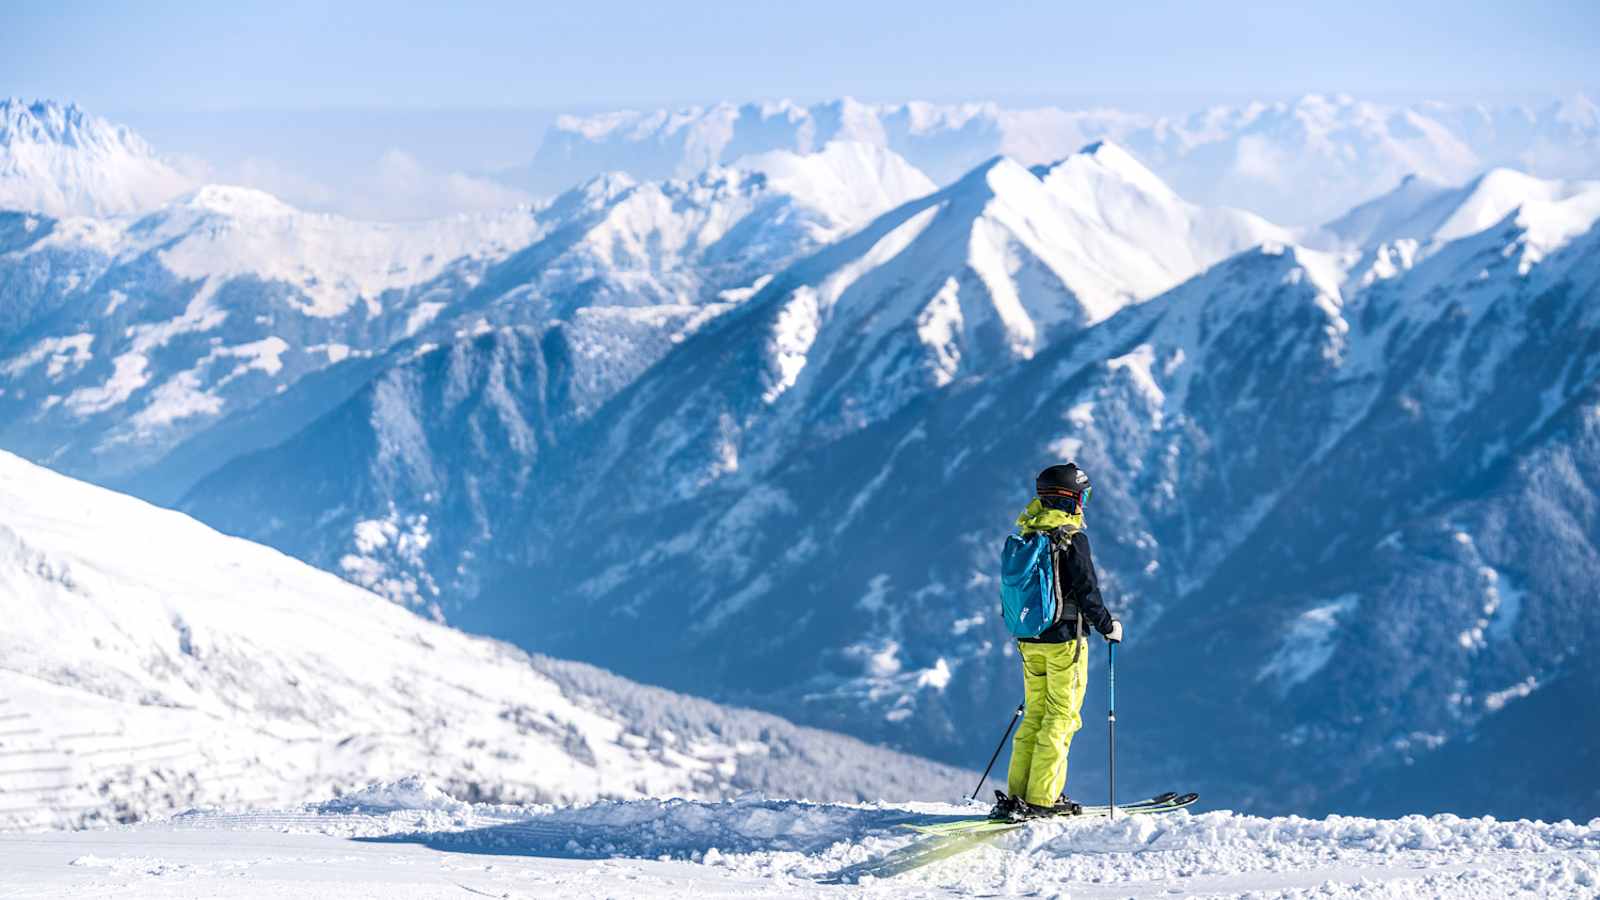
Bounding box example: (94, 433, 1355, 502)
(2, 780, 1596, 898)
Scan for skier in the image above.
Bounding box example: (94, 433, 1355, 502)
(992, 463, 1121, 821)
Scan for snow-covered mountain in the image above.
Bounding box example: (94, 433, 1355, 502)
(8, 95, 1600, 826)
(1420, 92, 1600, 180)
(0, 108, 932, 492)
(0, 190, 542, 484)
(1325, 168, 1600, 249)
(174, 160, 1600, 822)
(527, 94, 1600, 224)
(0, 451, 965, 831)
(1122, 94, 1480, 224)
(0, 99, 194, 218)
(177, 142, 1289, 609)
(523, 97, 1142, 195)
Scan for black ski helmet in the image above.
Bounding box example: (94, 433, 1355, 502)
(1036, 463, 1090, 513)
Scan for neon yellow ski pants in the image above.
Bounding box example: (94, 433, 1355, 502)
(1006, 638, 1088, 807)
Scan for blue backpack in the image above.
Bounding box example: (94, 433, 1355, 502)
(999, 531, 1068, 638)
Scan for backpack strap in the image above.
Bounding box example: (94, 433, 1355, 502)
(1049, 526, 1086, 642)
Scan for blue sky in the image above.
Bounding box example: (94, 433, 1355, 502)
(8, 0, 1596, 111)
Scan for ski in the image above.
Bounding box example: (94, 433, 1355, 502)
(902, 791, 1197, 835)
(825, 792, 1200, 883)
(905, 790, 1185, 833)
(819, 823, 1021, 883)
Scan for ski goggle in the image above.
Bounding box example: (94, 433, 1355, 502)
(1038, 486, 1090, 512)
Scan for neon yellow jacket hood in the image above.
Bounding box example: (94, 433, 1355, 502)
(1015, 498, 1083, 537)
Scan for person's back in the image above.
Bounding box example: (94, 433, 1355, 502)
(993, 462, 1121, 821)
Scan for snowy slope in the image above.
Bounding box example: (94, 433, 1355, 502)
(0, 193, 542, 482)
(4, 783, 1597, 897)
(0, 452, 966, 831)
(0, 100, 194, 218)
(526, 93, 1600, 224)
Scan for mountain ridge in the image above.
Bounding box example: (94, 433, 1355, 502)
(0, 130, 934, 489)
(525, 93, 1600, 224)
(0, 99, 194, 218)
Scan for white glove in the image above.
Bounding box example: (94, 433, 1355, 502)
(1105, 619, 1123, 643)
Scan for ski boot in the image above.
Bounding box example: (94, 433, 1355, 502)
(1019, 794, 1083, 819)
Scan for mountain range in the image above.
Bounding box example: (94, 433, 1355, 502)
(524, 93, 1600, 225)
(173, 141, 1291, 611)
(3, 99, 1598, 823)
(0, 105, 933, 498)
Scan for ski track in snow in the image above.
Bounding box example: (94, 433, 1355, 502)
(2, 782, 1597, 899)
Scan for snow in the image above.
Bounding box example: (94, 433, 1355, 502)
(125, 338, 291, 434)
(3, 786, 1597, 898)
(127, 369, 223, 429)
(402, 301, 446, 337)
(1482, 567, 1525, 642)
(1048, 434, 1084, 460)
(761, 287, 823, 404)
(0, 453, 962, 832)
(915, 659, 952, 690)
(867, 642, 902, 677)
(914, 277, 965, 386)
(0, 99, 195, 217)
(1106, 344, 1166, 426)
(338, 504, 439, 609)
(146, 187, 542, 319)
(557, 304, 736, 418)
(217, 336, 289, 380)
(1482, 677, 1539, 713)
(311, 342, 353, 363)
(61, 351, 149, 415)
(0, 333, 94, 379)
(1325, 167, 1600, 254)
(1259, 595, 1360, 691)
(733, 141, 937, 227)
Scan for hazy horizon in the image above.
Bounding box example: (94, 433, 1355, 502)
(7, 1, 1596, 220)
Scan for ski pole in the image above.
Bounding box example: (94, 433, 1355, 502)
(970, 701, 1024, 801)
(1107, 639, 1117, 819)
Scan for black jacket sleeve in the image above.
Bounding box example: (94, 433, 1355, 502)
(1061, 531, 1114, 636)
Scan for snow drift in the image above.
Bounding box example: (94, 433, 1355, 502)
(3, 777, 1596, 897)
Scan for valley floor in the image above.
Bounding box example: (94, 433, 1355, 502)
(1, 780, 1596, 899)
